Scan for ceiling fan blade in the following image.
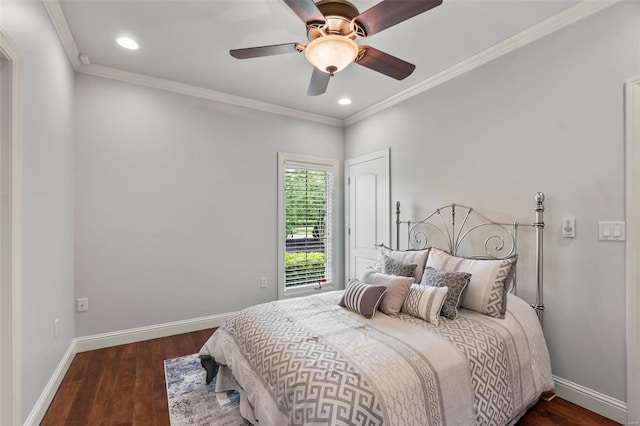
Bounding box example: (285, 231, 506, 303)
(307, 67, 331, 96)
(283, 0, 326, 25)
(355, 46, 415, 80)
(355, 0, 442, 36)
(230, 43, 302, 59)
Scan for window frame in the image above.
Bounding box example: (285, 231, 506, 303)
(278, 152, 339, 300)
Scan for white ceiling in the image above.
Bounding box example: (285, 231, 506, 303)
(57, 0, 581, 121)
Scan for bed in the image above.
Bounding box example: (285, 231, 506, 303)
(199, 193, 554, 425)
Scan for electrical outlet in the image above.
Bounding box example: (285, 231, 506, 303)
(77, 297, 88, 312)
(260, 277, 268, 288)
(54, 319, 59, 337)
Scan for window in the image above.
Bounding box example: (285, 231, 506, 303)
(278, 153, 338, 299)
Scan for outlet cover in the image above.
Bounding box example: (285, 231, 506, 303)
(77, 297, 88, 312)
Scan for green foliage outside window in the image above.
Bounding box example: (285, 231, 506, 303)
(285, 252, 326, 287)
(285, 169, 327, 238)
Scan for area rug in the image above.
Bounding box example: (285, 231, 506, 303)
(164, 354, 250, 425)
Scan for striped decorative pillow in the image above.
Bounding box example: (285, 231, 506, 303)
(426, 247, 517, 319)
(401, 284, 449, 326)
(339, 279, 387, 319)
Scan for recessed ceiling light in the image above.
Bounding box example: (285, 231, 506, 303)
(116, 37, 139, 50)
(338, 98, 351, 105)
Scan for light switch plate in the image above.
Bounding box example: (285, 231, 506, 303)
(599, 221, 626, 241)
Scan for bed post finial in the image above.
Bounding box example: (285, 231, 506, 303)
(533, 192, 545, 325)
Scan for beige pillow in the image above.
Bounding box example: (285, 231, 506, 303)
(377, 247, 430, 283)
(426, 247, 517, 319)
(401, 284, 448, 326)
(361, 271, 414, 317)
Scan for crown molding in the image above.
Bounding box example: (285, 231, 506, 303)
(343, 0, 620, 126)
(41, 0, 343, 128)
(43, 0, 618, 129)
(42, 0, 80, 69)
(78, 63, 344, 127)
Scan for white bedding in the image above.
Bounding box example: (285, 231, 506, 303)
(199, 291, 553, 426)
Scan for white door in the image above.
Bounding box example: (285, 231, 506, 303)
(346, 149, 390, 281)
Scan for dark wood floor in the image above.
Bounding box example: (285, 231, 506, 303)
(42, 328, 620, 426)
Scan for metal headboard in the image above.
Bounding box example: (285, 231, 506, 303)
(395, 192, 546, 324)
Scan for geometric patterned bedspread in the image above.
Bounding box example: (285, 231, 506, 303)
(200, 291, 553, 426)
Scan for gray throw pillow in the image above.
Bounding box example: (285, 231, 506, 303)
(383, 254, 417, 278)
(420, 267, 471, 320)
(339, 279, 387, 319)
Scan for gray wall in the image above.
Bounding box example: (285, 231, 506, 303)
(0, 1, 76, 421)
(345, 2, 639, 402)
(74, 74, 344, 337)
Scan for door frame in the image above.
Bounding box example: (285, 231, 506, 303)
(345, 148, 390, 282)
(0, 26, 22, 426)
(625, 76, 639, 425)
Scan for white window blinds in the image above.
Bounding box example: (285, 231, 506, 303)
(283, 165, 333, 288)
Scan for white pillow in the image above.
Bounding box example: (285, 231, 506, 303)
(401, 284, 448, 326)
(376, 247, 430, 283)
(360, 271, 414, 317)
(426, 247, 517, 319)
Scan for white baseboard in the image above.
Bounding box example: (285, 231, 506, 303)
(75, 311, 236, 353)
(23, 339, 77, 426)
(553, 375, 628, 424)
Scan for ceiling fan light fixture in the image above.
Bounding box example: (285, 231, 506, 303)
(304, 35, 358, 75)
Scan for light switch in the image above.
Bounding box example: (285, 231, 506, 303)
(599, 221, 626, 241)
(613, 225, 622, 237)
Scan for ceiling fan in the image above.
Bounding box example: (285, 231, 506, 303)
(230, 0, 443, 96)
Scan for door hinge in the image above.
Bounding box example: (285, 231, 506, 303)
(348, 177, 351, 185)
(348, 228, 351, 235)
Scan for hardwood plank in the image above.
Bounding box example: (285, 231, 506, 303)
(110, 343, 137, 426)
(87, 345, 121, 424)
(518, 396, 621, 426)
(64, 348, 108, 424)
(40, 327, 621, 426)
(40, 380, 80, 426)
(132, 335, 156, 426)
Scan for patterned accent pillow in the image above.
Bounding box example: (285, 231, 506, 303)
(383, 254, 417, 278)
(420, 267, 471, 320)
(426, 247, 517, 319)
(360, 271, 414, 317)
(401, 284, 448, 326)
(339, 279, 387, 319)
(377, 247, 430, 283)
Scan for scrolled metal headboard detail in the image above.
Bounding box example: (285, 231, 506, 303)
(395, 192, 546, 325)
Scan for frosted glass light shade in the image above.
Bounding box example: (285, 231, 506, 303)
(305, 35, 358, 74)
